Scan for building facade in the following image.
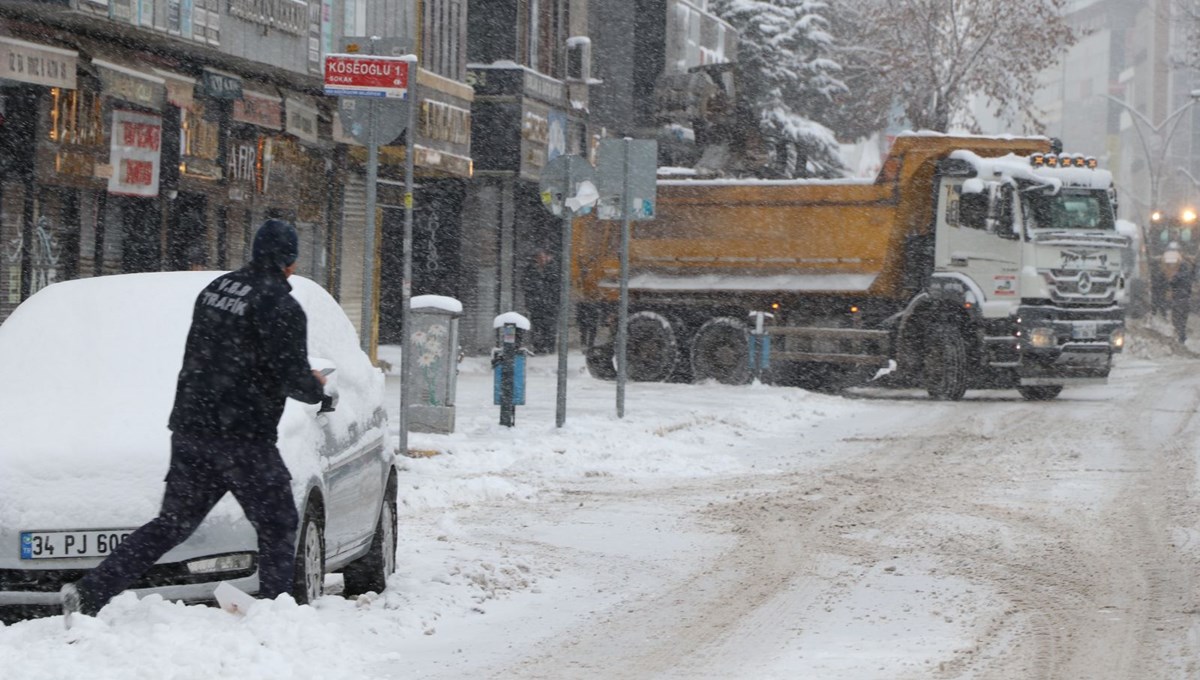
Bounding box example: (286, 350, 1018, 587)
(0, 0, 476, 363)
(1021, 0, 1200, 222)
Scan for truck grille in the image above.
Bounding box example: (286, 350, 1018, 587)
(1046, 269, 1120, 305)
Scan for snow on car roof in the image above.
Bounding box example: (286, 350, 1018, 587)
(0, 272, 383, 529)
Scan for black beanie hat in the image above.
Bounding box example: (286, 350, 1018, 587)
(252, 219, 299, 269)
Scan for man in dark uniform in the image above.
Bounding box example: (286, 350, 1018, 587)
(62, 219, 327, 620)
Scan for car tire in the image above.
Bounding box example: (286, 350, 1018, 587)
(1018, 385, 1063, 401)
(292, 502, 325, 605)
(343, 480, 398, 597)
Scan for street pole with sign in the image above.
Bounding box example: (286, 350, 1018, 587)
(595, 138, 657, 419)
(538, 153, 596, 427)
(324, 40, 416, 455)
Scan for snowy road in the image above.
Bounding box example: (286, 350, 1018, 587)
(396, 345, 1200, 679)
(5, 324, 1200, 679)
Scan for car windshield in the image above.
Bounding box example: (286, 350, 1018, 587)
(1022, 188, 1116, 232)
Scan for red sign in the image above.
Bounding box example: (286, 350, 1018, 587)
(108, 110, 162, 197)
(324, 54, 411, 98)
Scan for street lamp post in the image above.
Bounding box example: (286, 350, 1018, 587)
(1102, 89, 1200, 213)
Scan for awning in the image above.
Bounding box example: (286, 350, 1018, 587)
(93, 58, 167, 110)
(152, 68, 196, 110)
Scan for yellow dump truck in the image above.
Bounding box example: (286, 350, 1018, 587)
(573, 134, 1128, 400)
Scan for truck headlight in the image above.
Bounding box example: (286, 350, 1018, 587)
(186, 553, 254, 575)
(1028, 327, 1057, 348)
(1110, 327, 1126, 351)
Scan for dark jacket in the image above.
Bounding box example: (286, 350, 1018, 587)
(168, 262, 325, 443)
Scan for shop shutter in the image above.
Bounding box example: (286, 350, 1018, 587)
(339, 172, 367, 337)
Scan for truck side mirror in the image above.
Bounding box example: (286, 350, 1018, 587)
(991, 185, 1019, 240)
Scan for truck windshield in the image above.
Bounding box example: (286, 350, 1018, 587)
(1022, 189, 1115, 232)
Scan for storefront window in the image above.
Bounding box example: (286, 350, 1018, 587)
(181, 102, 219, 160)
(47, 87, 104, 146)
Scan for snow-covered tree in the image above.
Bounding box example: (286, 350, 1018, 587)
(835, 0, 1075, 133)
(712, 0, 848, 177)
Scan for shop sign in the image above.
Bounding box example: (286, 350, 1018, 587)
(285, 97, 319, 144)
(520, 101, 550, 179)
(55, 150, 96, 179)
(108, 110, 162, 196)
(522, 70, 565, 106)
(154, 69, 195, 109)
(415, 146, 471, 178)
(201, 68, 242, 100)
(233, 90, 283, 130)
(226, 139, 260, 189)
(0, 37, 77, 90)
(96, 60, 166, 110)
(419, 99, 470, 147)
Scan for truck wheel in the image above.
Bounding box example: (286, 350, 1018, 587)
(1018, 385, 1062, 401)
(626, 311, 679, 382)
(585, 344, 617, 380)
(691, 317, 751, 385)
(924, 321, 968, 401)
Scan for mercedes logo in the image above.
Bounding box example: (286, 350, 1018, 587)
(1077, 272, 1093, 294)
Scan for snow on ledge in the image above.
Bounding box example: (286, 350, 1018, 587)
(411, 294, 463, 313)
(493, 312, 531, 330)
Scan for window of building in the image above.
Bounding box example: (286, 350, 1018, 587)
(47, 87, 104, 147)
(421, 0, 467, 81)
(520, 0, 567, 78)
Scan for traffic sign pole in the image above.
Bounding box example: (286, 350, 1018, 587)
(556, 158, 573, 428)
(361, 97, 379, 353)
(398, 72, 417, 458)
(616, 139, 633, 418)
(324, 42, 416, 454)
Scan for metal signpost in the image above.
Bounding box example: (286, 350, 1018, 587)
(324, 39, 417, 456)
(538, 153, 596, 427)
(595, 138, 657, 418)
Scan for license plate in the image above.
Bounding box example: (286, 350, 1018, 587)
(20, 529, 134, 560)
(1072, 323, 1098, 340)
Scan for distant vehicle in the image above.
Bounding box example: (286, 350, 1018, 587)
(0, 272, 395, 620)
(574, 134, 1127, 401)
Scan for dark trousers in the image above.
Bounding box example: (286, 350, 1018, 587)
(77, 432, 299, 615)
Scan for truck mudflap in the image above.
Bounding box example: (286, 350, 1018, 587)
(1019, 343, 1113, 386)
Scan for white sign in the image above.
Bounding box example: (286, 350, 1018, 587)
(108, 110, 162, 197)
(0, 37, 77, 89)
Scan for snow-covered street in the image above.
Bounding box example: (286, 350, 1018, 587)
(5, 322, 1200, 679)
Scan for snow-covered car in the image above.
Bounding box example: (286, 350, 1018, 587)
(0, 272, 395, 619)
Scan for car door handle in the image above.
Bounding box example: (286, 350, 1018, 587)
(950, 255, 968, 267)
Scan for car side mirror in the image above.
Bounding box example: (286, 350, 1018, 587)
(319, 367, 338, 413)
(310, 358, 338, 414)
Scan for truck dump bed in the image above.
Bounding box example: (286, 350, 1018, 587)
(574, 135, 1051, 302)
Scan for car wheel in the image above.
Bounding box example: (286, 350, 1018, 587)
(343, 482, 398, 597)
(292, 502, 325, 604)
(1018, 385, 1063, 401)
